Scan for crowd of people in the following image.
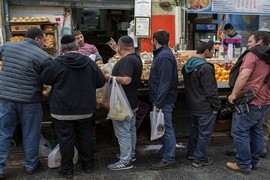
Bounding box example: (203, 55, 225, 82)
(0, 26, 270, 180)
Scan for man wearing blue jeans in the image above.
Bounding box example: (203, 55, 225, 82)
(104, 36, 142, 171)
(226, 31, 270, 173)
(0, 27, 52, 179)
(182, 40, 221, 167)
(148, 30, 178, 170)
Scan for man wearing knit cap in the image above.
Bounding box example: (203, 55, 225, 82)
(104, 36, 142, 170)
(40, 35, 106, 178)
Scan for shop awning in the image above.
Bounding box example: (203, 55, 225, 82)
(9, 0, 134, 9)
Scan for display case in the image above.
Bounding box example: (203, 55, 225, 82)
(9, 22, 59, 56)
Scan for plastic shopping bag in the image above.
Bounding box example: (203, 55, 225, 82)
(96, 80, 112, 110)
(150, 107, 165, 141)
(107, 77, 133, 121)
(39, 133, 52, 158)
(47, 144, 79, 168)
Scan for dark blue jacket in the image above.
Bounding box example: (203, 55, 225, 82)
(0, 38, 52, 103)
(148, 45, 178, 109)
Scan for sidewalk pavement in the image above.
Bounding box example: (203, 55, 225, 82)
(4, 136, 270, 180)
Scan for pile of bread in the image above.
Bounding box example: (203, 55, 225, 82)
(10, 16, 50, 22)
(45, 35, 55, 48)
(9, 36, 25, 42)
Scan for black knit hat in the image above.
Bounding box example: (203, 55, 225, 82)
(118, 36, 134, 47)
(61, 35, 75, 44)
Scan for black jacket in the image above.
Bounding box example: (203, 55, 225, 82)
(182, 57, 221, 113)
(40, 52, 105, 115)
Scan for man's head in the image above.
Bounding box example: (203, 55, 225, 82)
(152, 30, 169, 50)
(196, 40, 215, 58)
(72, 30, 84, 47)
(224, 23, 235, 36)
(117, 36, 134, 56)
(61, 35, 77, 53)
(25, 27, 46, 47)
(247, 34, 256, 49)
(253, 31, 270, 46)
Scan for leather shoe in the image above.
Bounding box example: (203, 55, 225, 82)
(150, 160, 175, 170)
(259, 148, 267, 158)
(226, 162, 250, 174)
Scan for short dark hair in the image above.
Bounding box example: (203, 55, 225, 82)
(25, 27, 44, 39)
(224, 23, 233, 30)
(118, 36, 134, 47)
(153, 30, 169, 45)
(72, 30, 82, 36)
(254, 31, 270, 45)
(196, 40, 214, 54)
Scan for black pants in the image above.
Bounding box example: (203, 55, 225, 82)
(53, 118, 95, 174)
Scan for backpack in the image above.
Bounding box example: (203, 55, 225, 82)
(228, 45, 270, 88)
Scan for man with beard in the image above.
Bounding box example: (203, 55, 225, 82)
(226, 31, 270, 173)
(148, 30, 178, 170)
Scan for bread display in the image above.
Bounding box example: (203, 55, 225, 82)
(10, 16, 50, 23)
(43, 25, 54, 31)
(9, 36, 25, 42)
(45, 34, 55, 48)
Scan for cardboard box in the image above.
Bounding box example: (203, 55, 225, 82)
(11, 25, 41, 32)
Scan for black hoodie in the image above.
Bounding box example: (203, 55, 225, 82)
(40, 52, 105, 115)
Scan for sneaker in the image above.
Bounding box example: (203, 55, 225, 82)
(225, 149, 237, 156)
(116, 154, 136, 162)
(187, 155, 195, 160)
(192, 157, 214, 168)
(0, 173, 6, 180)
(107, 161, 133, 171)
(226, 162, 250, 174)
(150, 160, 175, 170)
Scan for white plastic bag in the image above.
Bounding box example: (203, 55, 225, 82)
(150, 107, 165, 141)
(39, 133, 51, 157)
(107, 77, 133, 121)
(47, 144, 79, 168)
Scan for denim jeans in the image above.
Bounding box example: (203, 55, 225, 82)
(0, 99, 42, 173)
(233, 104, 269, 170)
(157, 104, 176, 163)
(112, 108, 137, 164)
(187, 111, 217, 162)
(53, 118, 94, 174)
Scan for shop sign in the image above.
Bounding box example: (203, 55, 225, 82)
(135, 0, 151, 17)
(185, 0, 270, 15)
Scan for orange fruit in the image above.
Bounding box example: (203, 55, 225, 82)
(215, 74, 220, 79)
(216, 69, 222, 76)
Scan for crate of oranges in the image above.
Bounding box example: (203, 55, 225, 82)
(209, 60, 233, 82)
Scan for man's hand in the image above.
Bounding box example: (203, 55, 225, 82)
(104, 73, 111, 81)
(106, 37, 117, 53)
(228, 94, 237, 104)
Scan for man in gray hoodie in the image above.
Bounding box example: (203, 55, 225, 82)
(182, 40, 221, 168)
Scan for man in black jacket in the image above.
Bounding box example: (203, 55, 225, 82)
(182, 40, 221, 168)
(40, 35, 105, 179)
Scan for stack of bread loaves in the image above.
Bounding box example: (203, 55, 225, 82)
(45, 35, 55, 48)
